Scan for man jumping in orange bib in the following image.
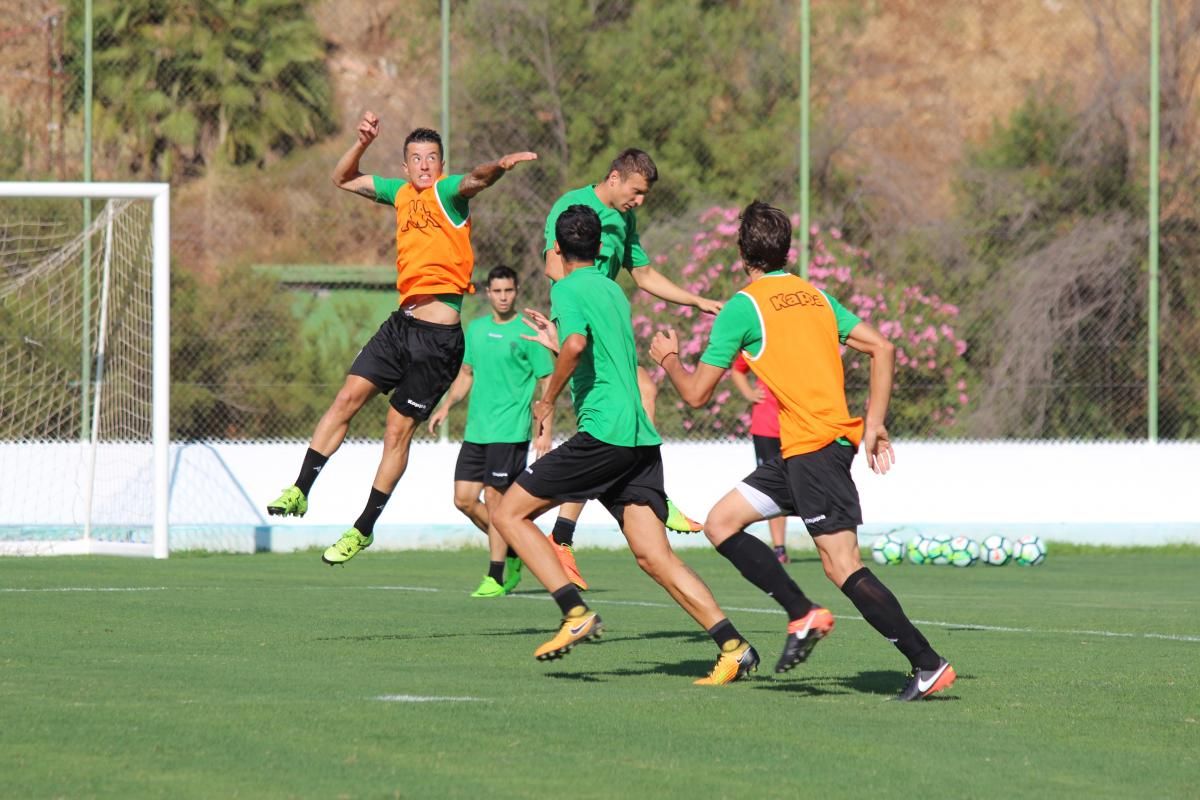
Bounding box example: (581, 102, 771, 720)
(266, 111, 536, 566)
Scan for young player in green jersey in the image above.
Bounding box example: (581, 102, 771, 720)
(493, 205, 759, 685)
(540, 149, 715, 587)
(428, 266, 554, 597)
(265, 110, 536, 566)
(649, 201, 955, 701)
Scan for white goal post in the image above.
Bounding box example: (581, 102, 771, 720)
(0, 182, 170, 558)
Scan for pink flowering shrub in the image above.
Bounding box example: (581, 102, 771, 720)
(634, 207, 971, 440)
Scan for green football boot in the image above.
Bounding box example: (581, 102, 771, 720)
(501, 556, 523, 593)
(664, 498, 702, 533)
(470, 576, 507, 598)
(321, 527, 373, 565)
(267, 485, 307, 518)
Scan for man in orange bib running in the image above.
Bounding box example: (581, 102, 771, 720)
(650, 201, 955, 701)
(266, 110, 537, 566)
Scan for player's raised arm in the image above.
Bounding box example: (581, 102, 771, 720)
(332, 111, 380, 198)
(649, 328, 726, 407)
(845, 320, 897, 474)
(629, 265, 723, 314)
(458, 151, 538, 198)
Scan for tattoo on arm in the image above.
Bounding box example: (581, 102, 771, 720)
(353, 184, 375, 199)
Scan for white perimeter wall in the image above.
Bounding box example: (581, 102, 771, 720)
(2, 440, 1197, 551)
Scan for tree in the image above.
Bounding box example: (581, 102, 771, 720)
(952, 86, 1145, 438)
(452, 0, 804, 300)
(64, 0, 336, 179)
(632, 206, 971, 440)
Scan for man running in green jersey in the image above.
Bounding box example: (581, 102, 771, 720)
(649, 200, 955, 701)
(493, 205, 759, 685)
(265, 110, 536, 566)
(540, 149, 713, 585)
(428, 266, 554, 597)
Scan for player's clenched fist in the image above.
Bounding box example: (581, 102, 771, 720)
(357, 112, 380, 146)
(649, 329, 679, 366)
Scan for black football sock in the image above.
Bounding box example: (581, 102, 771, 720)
(551, 517, 577, 547)
(715, 531, 813, 620)
(551, 585, 588, 617)
(706, 618, 744, 651)
(487, 561, 505, 583)
(505, 546, 518, 560)
(294, 447, 329, 496)
(840, 567, 941, 670)
(352, 487, 390, 536)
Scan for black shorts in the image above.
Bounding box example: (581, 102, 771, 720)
(752, 434, 782, 466)
(738, 441, 862, 535)
(514, 432, 668, 527)
(349, 310, 465, 420)
(454, 441, 530, 490)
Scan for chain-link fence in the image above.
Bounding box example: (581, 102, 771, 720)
(2, 0, 1197, 443)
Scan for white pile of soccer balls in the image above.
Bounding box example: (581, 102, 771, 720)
(870, 532, 1046, 567)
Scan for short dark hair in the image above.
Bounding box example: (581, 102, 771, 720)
(607, 148, 658, 184)
(486, 265, 518, 288)
(737, 201, 792, 270)
(555, 205, 602, 264)
(403, 127, 443, 159)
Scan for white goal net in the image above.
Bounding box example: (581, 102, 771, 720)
(0, 183, 169, 557)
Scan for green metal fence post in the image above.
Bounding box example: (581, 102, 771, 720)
(441, 0, 451, 167)
(1148, 0, 1160, 442)
(799, 0, 810, 280)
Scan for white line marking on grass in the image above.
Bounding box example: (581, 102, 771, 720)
(375, 695, 486, 703)
(360, 585, 441, 592)
(0, 586, 169, 593)
(503, 593, 1200, 643)
(52, 584, 1185, 643)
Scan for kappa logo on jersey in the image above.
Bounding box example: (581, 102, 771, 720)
(487, 332, 504, 339)
(769, 288, 824, 311)
(398, 198, 443, 234)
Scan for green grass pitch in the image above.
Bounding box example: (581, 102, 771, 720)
(2, 546, 1197, 799)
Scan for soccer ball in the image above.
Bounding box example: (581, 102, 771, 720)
(871, 533, 906, 565)
(980, 535, 1014, 566)
(907, 535, 934, 565)
(929, 533, 953, 565)
(1014, 535, 1047, 566)
(947, 536, 980, 567)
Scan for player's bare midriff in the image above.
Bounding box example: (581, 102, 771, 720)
(403, 294, 461, 325)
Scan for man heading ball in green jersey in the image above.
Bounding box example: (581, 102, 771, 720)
(541, 150, 713, 584)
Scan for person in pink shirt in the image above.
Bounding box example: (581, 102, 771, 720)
(729, 352, 789, 563)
